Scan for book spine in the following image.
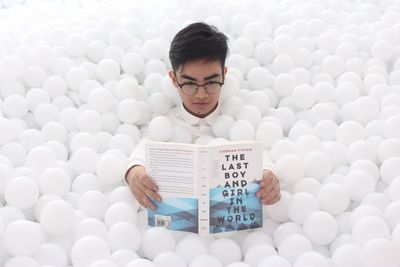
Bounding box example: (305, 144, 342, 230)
(197, 147, 210, 235)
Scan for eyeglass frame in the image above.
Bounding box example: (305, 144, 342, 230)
(173, 71, 225, 96)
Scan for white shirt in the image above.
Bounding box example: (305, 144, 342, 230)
(125, 102, 275, 184)
(126, 103, 220, 169)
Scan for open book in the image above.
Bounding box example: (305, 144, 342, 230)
(145, 140, 263, 235)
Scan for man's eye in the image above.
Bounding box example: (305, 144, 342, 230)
(183, 82, 198, 88)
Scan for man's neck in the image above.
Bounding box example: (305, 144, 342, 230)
(182, 102, 218, 118)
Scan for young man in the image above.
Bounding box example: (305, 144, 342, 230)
(125, 22, 281, 210)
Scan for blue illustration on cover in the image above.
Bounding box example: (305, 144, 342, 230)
(209, 182, 262, 233)
(148, 197, 198, 233)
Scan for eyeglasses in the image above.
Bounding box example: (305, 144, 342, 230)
(174, 72, 224, 96)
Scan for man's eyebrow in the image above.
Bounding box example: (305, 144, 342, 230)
(180, 73, 221, 81)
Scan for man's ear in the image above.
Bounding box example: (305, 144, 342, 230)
(168, 70, 178, 88)
(224, 66, 227, 76)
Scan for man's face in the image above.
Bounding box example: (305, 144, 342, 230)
(169, 59, 227, 118)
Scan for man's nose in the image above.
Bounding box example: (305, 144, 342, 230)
(195, 86, 208, 98)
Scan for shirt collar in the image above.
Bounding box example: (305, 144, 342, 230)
(179, 103, 220, 126)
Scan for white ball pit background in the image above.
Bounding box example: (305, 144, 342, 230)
(0, 0, 400, 266)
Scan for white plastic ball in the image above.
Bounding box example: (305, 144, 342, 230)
(74, 218, 108, 242)
(96, 154, 126, 184)
(148, 116, 174, 141)
(343, 170, 376, 201)
(332, 244, 362, 267)
(78, 191, 108, 220)
(126, 258, 155, 267)
(104, 202, 138, 227)
(229, 120, 255, 141)
(384, 201, 400, 230)
(34, 243, 67, 267)
(70, 148, 99, 174)
(110, 249, 139, 267)
(71, 236, 111, 266)
(116, 99, 144, 124)
(353, 96, 380, 123)
(143, 38, 165, 60)
(247, 66, 272, 90)
(107, 222, 141, 252)
(352, 216, 391, 246)
(336, 121, 364, 147)
(236, 105, 261, 127)
(278, 234, 312, 263)
(209, 238, 242, 266)
(141, 227, 175, 260)
(40, 200, 75, 235)
(275, 154, 305, 185)
(242, 20, 271, 44)
(2, 95, 28, 118)
(361, 238, 400, 267)
(256, 122, 283, 149)
(273, 73, 296, 97)
(334, 83, 360, 105)
(38, 167, 71, 196)
(303, 211, 338, 245)
(153, 251, 186, 267)
(304, 151, 332, 180)
(122, 52, 145, 75)
(273, 107, 296, 131)
(257, 256, 291, 267)
(383, 115, 400, 139)
(274, 34, 295, 55)
(0, 55, 24, 79)
(66, 33, 88, 57)
(244, 244, 277, 267)
(66, 67, 89, 91)
(96, 59, 120, 82)
(293, 251, 329, 267)
(292, 84, 316, 109)
(5, 176, 39, 210)
(148, 92, 172, 115)
(3, 220, 43, 256)
(4, 257, 41, 267)
(292, 177, 321, 196)
(347, 141, 377, 164)
(88, 87, 114, 113)
(317, 183, 349, 215)
(321, 55, 344, 77)
(240, 231, 273, 254)
(34, 103, 59, 127)
(189, 254, 222, 267)
(43, 75, 67, 99)
(264, 191, 291, 222)
(288, 192, 319, 224)
(175, 236, 208, 264)
(78, 110, 103, 134)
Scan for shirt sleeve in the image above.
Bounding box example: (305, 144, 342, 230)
(262, 149, 277, 174)
(124, 125, 151, 185)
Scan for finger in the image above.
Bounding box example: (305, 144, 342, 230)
(259, 173, 277, 186)
(140, 174, 159, 191)
(141, 185, 162, 203)
(262, 178, 278, 192)
(261, 188, 280, 203)
(263, 193, 281, 205)
(133, 187, 157, 210)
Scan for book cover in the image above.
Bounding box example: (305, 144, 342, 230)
(145, 140, 263, 235)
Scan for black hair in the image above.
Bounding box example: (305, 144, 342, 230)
(169, 22, 229, 71)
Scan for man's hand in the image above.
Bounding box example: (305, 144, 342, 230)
(256, 169, 281, 205)
(125, 166, 162, 210)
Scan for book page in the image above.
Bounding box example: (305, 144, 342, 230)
(146, 142, 198, 198)
(146, 142, 199, 233)
(197, 147, 210, 235)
